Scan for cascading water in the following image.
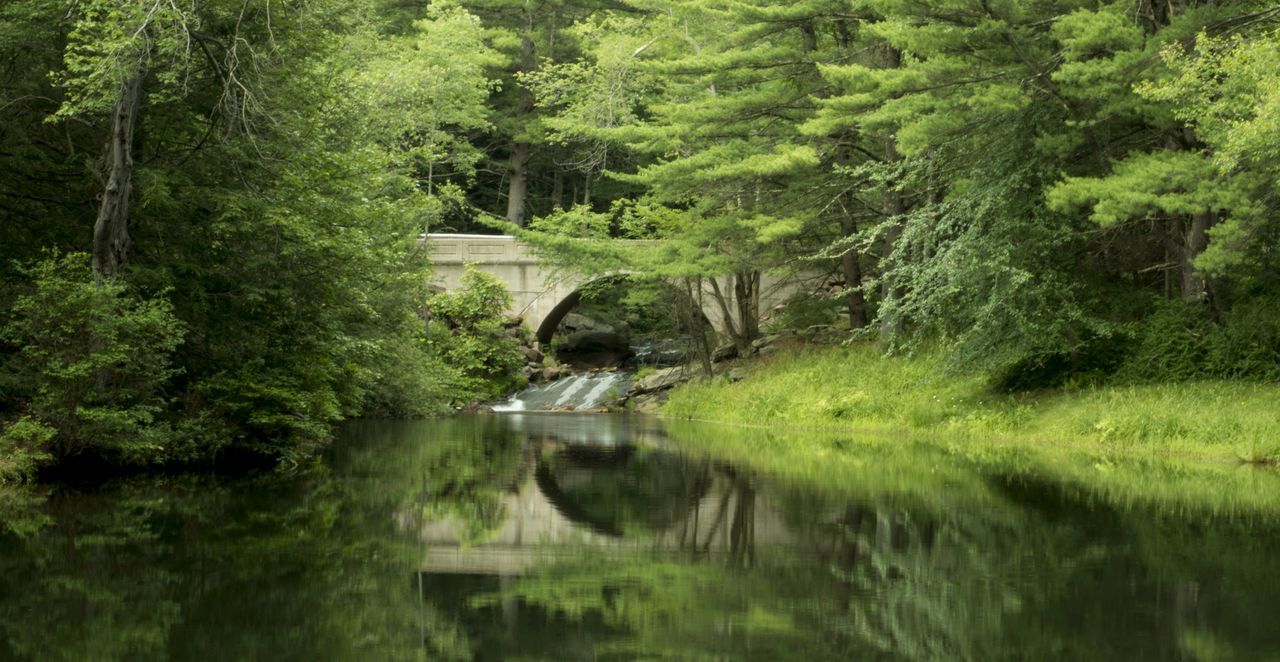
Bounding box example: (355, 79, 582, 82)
(492, 371, 630, 412)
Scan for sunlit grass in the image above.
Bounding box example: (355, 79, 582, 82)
(660, 345, 1280, 519)
(663, 345, 1280, 463)
(657, 417, 1280, 522)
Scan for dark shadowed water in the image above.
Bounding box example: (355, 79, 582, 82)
(2, 413, 1280, 660)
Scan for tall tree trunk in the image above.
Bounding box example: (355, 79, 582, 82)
(1181, 211, 1212, 301)
(505, 141, 530, 226)
(705, 271, 762, 350)
(829, 25, 868, 330)
(505, 26, 536, 226)
(686, 277, 714, 378)
(799, 20, 817, 53)
(838, 208, 869, 328)
(833, 19, 852, 50)
(733, 270, 761, 349)
(880, 134, 905, 338)
(93, 69, 144, 281)
(551, 169, 564, 210)
(878, 46, 906, 339)
(706, 277, 740, 345)
(1170, 128, 1214, 303)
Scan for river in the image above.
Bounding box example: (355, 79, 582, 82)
(2, 413, 1279, 660)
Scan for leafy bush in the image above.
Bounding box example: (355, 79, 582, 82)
(1118, 301, 1216, 382)
(528, 204, 613, 238)
(0, 417, 54, 483)
(362, 338, 465, 418)
(0, 254, 184, 468)
(991, 334, 1130, 392)
(764, 292, 841, 333)
(1206, 300, 1280, 380)
(1119, 297, 1280, 383)
(191, 364, 342, 463)
(426, 267, 524, 401)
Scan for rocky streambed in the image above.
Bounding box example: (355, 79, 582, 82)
(501, 308, 844, 413)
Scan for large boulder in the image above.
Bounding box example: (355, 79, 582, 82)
(556, 329, 631, 369)
(561, 312, 606, 333)
(712, 342, 739, 362)
(629, 391, 667, 413)
(559, 329, 629, 355)
(631, 366, 691, 395)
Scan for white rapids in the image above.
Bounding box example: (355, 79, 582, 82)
(492, 371, 630, 412)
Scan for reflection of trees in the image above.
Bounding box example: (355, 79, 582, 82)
(406, 415, 528, 544)
(0, 484, 184, 660)
(817, 498, 1031, 659)
(727, 476, 756, 568)
(0, 417, 535, 661)
(803, 477, 1280, 660)
(493, 457, 1280, 660)
(4, 415, 1280, 660)
(490, 553, 835, 660)
(667, 467, 759, 569)
(0, 474, 430, 660)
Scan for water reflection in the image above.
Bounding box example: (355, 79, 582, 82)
(1, 414, 1279, 660)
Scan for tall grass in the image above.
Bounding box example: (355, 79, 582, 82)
(662, 345, 1280, 463)
(658, 418, 1280, 522)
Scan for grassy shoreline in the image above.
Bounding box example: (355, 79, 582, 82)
(661, 344, 1280, 466)
(654, 345, 1280, 520)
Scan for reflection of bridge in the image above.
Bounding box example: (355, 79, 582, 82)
(424, 234, 810, 343)
(417, 415, 813, 575)
(420, 468, 796, 575)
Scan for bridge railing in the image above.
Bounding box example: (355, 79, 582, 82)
(421, 233, 662, 267)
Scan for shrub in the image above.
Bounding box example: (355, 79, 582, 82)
(0, 253, 184, 467)
(1117, 300, 1217, 382)
(0, 417, 54, 483)
(362, 338, 464, 418)
(764, 292, 841, 333)
(426, 267, 524, 400)
(991, 334, 1130, 392)
(1118, 296, 1280, 383)
(1206, 300, 1280, 380)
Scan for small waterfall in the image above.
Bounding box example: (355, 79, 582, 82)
(493, 371, 630, 412)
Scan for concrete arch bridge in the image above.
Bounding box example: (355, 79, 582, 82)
(424, 233, 814, 344)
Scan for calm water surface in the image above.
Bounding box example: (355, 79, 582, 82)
(2, 413, 1280, 660)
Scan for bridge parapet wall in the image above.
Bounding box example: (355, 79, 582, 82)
(424, 233, 539, 266)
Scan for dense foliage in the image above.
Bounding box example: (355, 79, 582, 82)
(0, 0, 520, 475)
(4, 0, 1280, 476)
(486, 0, 1280, 385)
(1, 254, 186, 474)
(425, 268, 525, 401)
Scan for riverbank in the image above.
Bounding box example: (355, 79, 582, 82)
(662, 344, 1280, 465)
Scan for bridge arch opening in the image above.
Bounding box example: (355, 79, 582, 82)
(532, 443, 712, 538)
(533, 274, 714, 370)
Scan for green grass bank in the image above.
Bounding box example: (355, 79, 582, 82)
(662, 344, 1280, 465)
